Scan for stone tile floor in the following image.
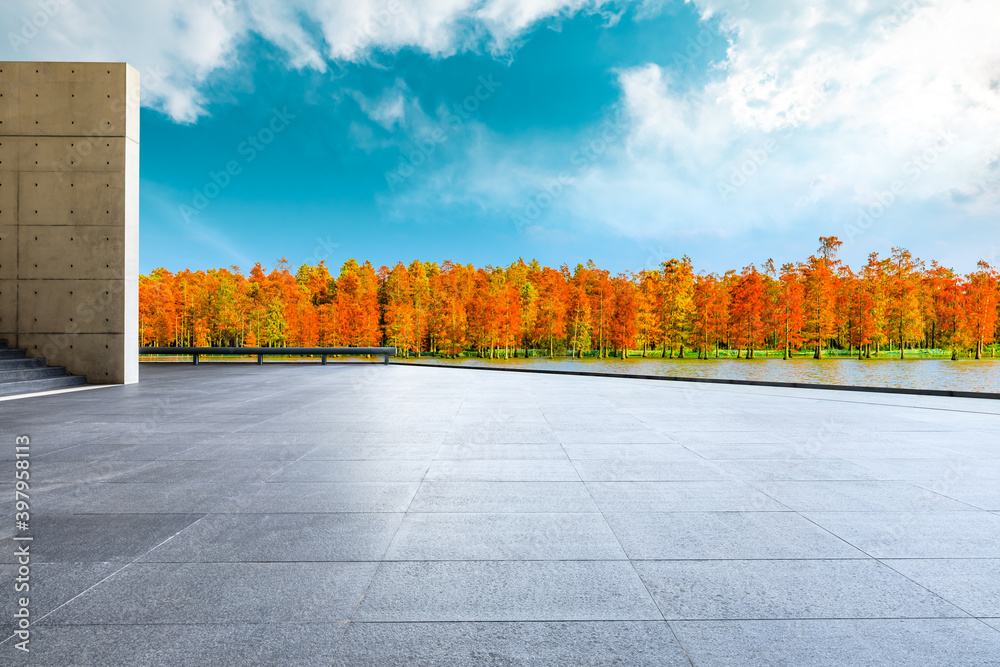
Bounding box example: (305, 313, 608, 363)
(1, 362, 999, 665)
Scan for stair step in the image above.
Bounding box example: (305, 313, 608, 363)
(0, 375, 88, 397)
(0, 366, 69, 382)
(0, 357, 46, 370)
(0, 344, 89, 396)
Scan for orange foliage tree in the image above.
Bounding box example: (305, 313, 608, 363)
(139, 238, 1000, 360)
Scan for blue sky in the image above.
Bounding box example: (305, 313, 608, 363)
(4, 0, 999, 275)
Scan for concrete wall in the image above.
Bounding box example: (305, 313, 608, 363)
(0, 62, 139, 384)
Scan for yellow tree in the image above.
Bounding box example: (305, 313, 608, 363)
(658, 257, 694, 357)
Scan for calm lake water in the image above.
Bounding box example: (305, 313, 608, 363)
(402, 357, 1000, 393)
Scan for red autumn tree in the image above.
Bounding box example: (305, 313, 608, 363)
(729, 265, 767, 358)
(608, 275, 638, 358)
(962, 262, 999, 359)
(802, 236, 842, 358)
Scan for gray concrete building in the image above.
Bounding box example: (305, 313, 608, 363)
(0, 61, 139, 384)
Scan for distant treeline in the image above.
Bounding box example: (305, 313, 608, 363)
(140, 237, 1000, 360)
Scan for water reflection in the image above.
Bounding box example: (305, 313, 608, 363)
(404, 357, 1000, 393)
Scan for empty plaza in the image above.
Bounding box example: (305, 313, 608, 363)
(3, 363, 1000, 665)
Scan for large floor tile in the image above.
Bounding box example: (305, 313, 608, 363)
(754, 480, 976, 512)
(384, 513, 626, 560)
(913, 478, 1000, 510)
(605, 511, 864, 559)
(714, 458, 879, 481)
(26, 459, 154, 484)
(845, 457, 996, 481)
(561, 443, 704, 461)
(31, 482, 244, 514)
(268, 459, 431, 482)
(332, 621, 689, 666)
(882, 559, 1000, 617)
(434, 442, 570, 459)
(635, 559, 967, 620)
(301, 443, 442, 460)
(139, 513, 404, 562)
(227, 482, 420, 513)
(574, 458, 727, 481)
(424, 459, 580, 481)
(104, 460, 286, 483)
(408, 481, 599, 513)
(44, 562, 378, 624)
(555, 429, 673, 444)
(1, 562, 120, 629)
(9, 623, 349, 667)
(587, 481, 786, 512)
(670, 619, 1000, 666)
(0, 513, 202, 564)
(805, 511, 1000, 558)
(355, 561, 661, 621)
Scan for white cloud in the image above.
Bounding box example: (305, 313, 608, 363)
(545, 0, 1000, 245)
(351, 80, 410, 131)
(476, 0, 624, 49)
(0, 0, 624, 122)
(375, 0, 1000, 267)
(3, 0, 246, 122)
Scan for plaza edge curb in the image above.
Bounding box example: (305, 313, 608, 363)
(389, 361, 1000, 401)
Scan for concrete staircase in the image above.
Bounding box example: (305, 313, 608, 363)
(0, 340, 88, 397)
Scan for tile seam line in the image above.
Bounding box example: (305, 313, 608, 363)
(754, 487, 989, 622)
(0, 512, 211, 647)
(21, 616, 989, 626)
(334, 371, 466, 653)
(537, 396, 696, 667)
(29, 557, 913, 564)
(874, 558, 998, 629)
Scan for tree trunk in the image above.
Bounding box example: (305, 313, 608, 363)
(814, 345, 822, 359)
(976, 339, 982, 360)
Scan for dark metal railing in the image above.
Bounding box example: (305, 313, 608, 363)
(140, 347, 398, 365)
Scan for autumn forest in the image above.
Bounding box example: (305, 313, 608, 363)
(139, 237, 1000, 360)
